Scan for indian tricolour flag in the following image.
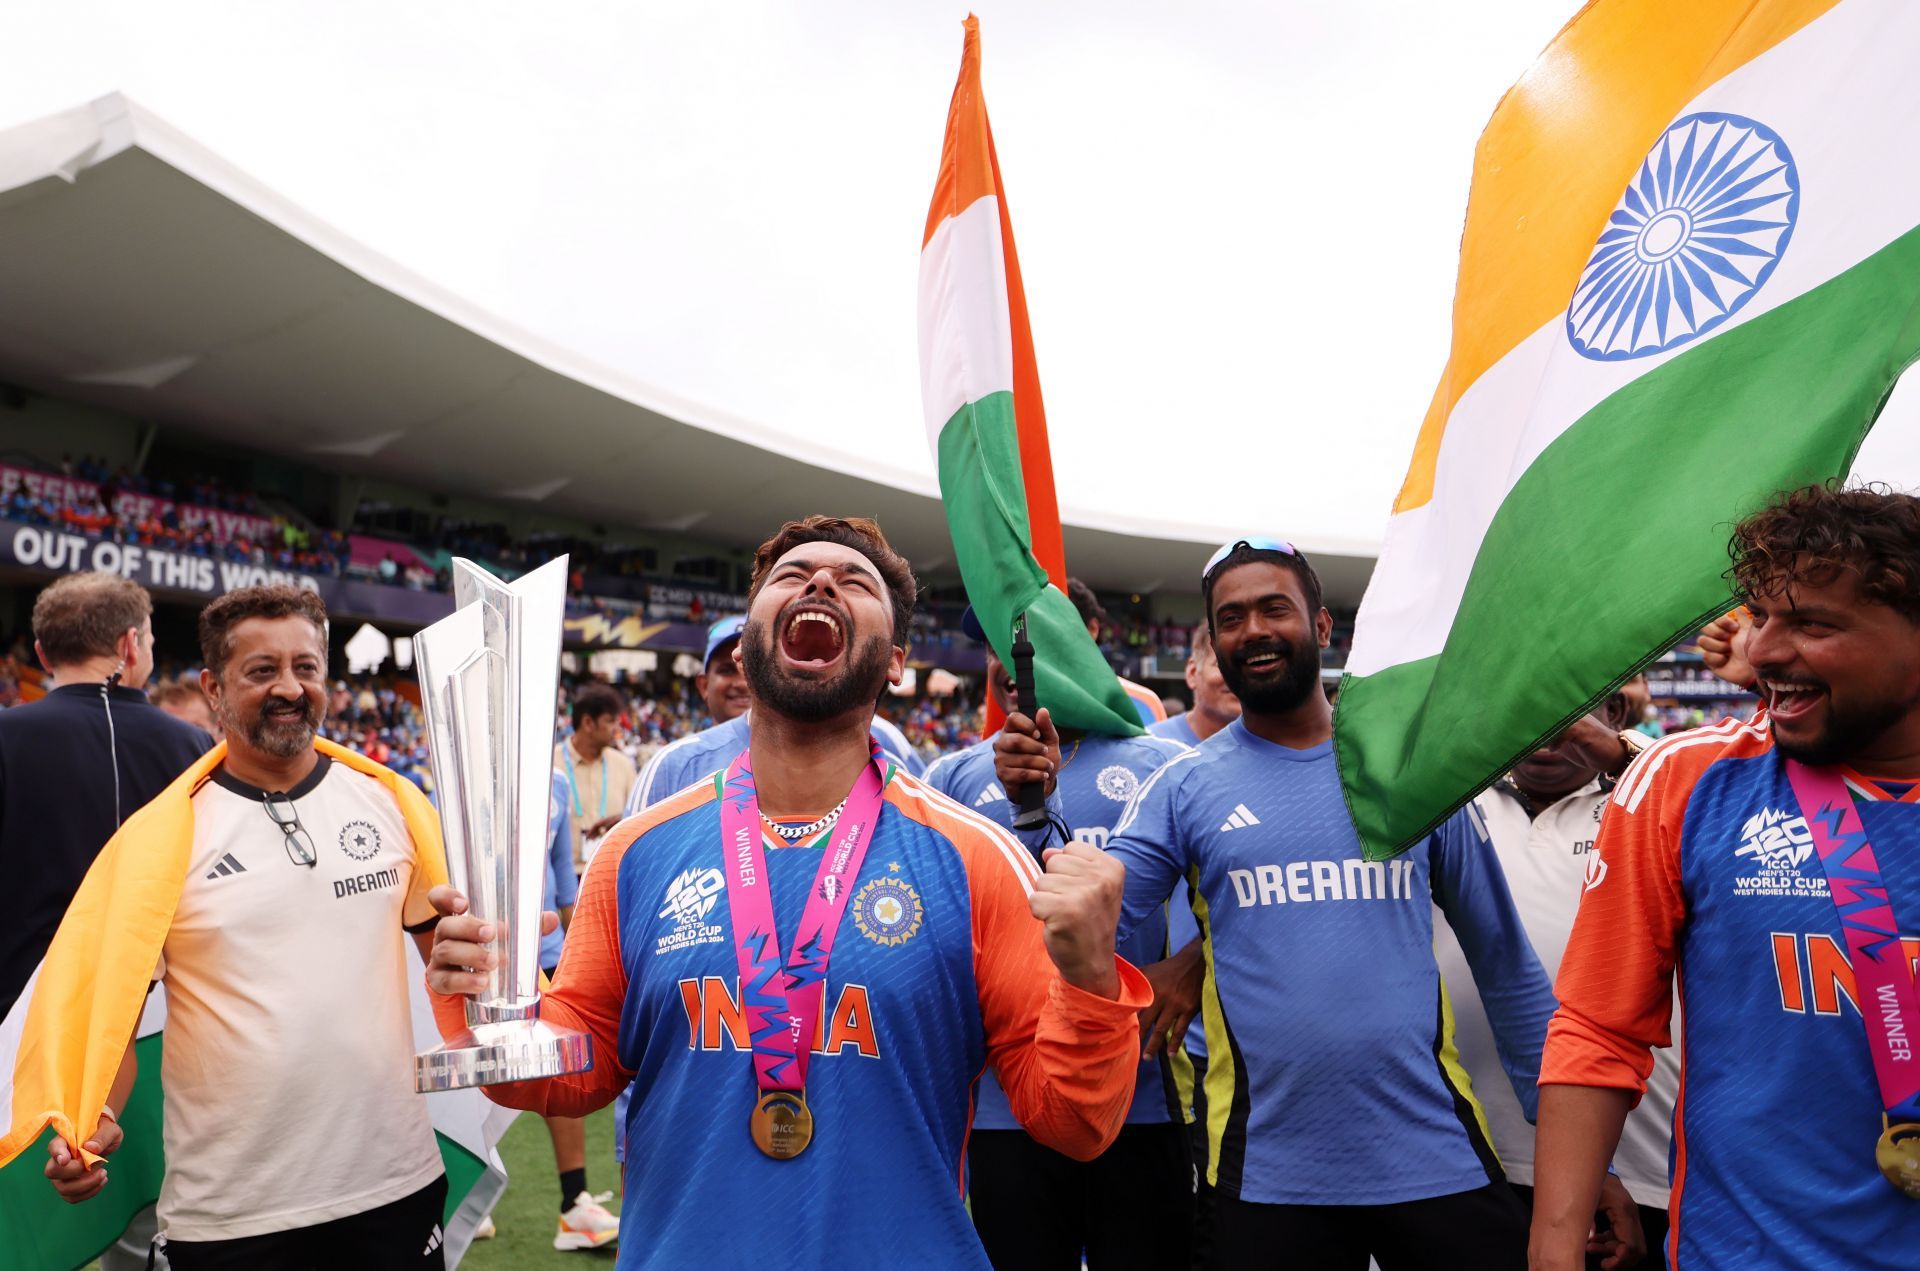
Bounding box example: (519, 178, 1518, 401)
(0, 740, 512, 1267)
(1337, 0, 1920, 860)
(918, 14, 1142, 737)
(0, 966, 510, 1269)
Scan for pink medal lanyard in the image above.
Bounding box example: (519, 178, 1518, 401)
(718, 742, 888, 1096)
(1785, 760, 1920, 1126)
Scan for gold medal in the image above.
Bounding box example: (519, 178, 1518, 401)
(1876, 1118, 1920, 1199)
(750, 1090, 814, 1160)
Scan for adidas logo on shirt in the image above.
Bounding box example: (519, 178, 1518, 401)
(205, 853, 247, 879)
(1219, 803, 1261, 832)
(974, 784, 1006, 808)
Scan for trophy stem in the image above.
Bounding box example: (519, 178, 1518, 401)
(471, 998, 540, 1027)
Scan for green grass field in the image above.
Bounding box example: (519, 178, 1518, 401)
(463, 1105, 623, 1268)
(77, 1106, 622, 1271)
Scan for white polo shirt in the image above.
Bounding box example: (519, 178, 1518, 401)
(153, 756, 444, 1241)
(1433, 780, 1680, 1208)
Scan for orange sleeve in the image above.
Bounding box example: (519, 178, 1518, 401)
(393, 774, 449, 932)
(1542, 733, 1703, 1100)
(428, 812, 649, 1117)
(1121, 677, 1168, 724)
(979, 914, 1152, 1163)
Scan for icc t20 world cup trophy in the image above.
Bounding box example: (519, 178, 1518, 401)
(412, 555, 593, 1090)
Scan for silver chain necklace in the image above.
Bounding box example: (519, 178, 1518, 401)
(761, 794, 850, 841)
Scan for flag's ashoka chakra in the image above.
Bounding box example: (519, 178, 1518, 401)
(1566, 112, 1797, 361)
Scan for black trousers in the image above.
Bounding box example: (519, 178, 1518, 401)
(158, 1174, 448, 1271)
(1509, 1182, 1671, 1270)
(1204, 1180, 1529, 1271)
(971, 1123, 1193, 1271)
(1187, 1051, 1214, 1271)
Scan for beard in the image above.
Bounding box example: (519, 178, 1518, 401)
(740, 613, 893, 724)
(1772, 688, 1914, 767)
(223, 694, 323, 758)
(1218, 633, 1322, 715)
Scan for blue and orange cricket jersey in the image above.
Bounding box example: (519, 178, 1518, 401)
(1547, 715, 1920, 1268)
(439, 766, 1150, 1269)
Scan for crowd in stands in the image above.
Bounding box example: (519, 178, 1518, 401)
(9, 458, 1170, 668)
(5, 457, 353, 577)
(881, 692, 984, 756)
(430, 522, 644, 581)
(8, 454, 1380, 687)
(365, 554, 448, 592)
(318, 678, 436, 789)
(58, 454, 261, 512)
(353, 515, 751, 621)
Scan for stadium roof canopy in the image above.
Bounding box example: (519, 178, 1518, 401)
(0, 95, 1377, 604)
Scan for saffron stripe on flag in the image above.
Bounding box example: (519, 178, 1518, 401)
(1337, 0, 1920, 859)
(1353, 0, 1920, 682)
(1396, 0, 1843, 514)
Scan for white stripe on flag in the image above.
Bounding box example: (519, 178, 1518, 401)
(0, 962, 39, 1119)
(1349, 0, 1920, 679)
(917, 195, 1014, 451)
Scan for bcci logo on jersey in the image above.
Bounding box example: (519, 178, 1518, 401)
(1095, 766, 1139, 803)
(1732, 807, 1828, 898)
(852, 877, 923, 947)
(656, 867, 727, 955)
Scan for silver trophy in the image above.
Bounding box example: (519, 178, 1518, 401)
(413, 555, 593, 1091)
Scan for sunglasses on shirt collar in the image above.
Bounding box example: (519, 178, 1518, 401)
(262, 791, 318, 869)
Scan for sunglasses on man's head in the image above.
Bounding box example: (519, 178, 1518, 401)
(1202, 537, 1300, 587)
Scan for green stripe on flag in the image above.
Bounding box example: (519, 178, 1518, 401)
(0, 1032, 491, 1268)
(0, 1033, 165, 1271)
(1338, 221, 1920, 860)
(435, 1130, 489, 1225)
(936, 391, 1142, 736)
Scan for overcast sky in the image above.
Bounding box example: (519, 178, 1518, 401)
(0, 0, 1913, 552)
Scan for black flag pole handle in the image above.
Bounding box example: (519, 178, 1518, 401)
(1010, 611, 1048, 830)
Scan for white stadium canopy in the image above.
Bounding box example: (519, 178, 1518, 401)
(0, 94, 1379, 604)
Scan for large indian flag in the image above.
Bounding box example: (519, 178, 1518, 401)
(1337, 0, 1920, 859)
(918, 14, 1142, 738)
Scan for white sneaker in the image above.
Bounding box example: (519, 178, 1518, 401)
(472, 1214, 497, 1240)
(555, 1190, 619, 1250)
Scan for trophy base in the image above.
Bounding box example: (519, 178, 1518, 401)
(415, 1018, 594, 1093)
